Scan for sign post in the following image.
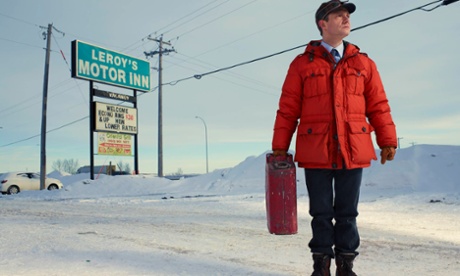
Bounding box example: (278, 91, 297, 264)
(72, 40, 150, 91)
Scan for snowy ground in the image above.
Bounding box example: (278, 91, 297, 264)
(1, 145, 459, 275)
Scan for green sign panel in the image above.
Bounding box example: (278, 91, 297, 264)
(71, 40, 150, 91)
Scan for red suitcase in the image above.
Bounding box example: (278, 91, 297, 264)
(265, 153, 298, 235)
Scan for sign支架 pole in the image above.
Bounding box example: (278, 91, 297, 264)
(90, 81, 94, 180)
(134, 89, 139, 174)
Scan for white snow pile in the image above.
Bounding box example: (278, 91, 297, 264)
(41, 144, 459, 202)
(1, 144, 459, 276)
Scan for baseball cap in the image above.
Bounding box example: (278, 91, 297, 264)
(315, 0, 356, 23)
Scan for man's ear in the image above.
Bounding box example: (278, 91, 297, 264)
(319, 20, 327, 31)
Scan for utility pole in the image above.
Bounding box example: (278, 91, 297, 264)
(40, 23, 53, 190)
(144, 35, 175, 177)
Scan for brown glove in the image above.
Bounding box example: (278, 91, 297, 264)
(380, 147, 396, 165)
(272, 150, 287, 157)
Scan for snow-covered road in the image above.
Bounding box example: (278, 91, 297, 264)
(1, 193, 459, 276)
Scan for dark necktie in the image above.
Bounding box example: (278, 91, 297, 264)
(331, 49, 341, 63)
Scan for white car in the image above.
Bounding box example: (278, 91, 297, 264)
(0, 172, 64, 195)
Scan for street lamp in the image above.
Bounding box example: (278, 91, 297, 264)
(397, 137, 404, 149)
(195, 116, 209, 174)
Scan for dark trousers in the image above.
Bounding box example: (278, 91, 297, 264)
(304, 168, 362, 257)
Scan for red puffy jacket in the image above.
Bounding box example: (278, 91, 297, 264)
(272, 40, 397, 169)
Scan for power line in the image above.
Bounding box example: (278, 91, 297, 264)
(2, 1, 263, 119)
(351, 0, 455, 31)
(143, 0, 257, 59)
(120, 0, 228, 54)
(2, 0, 293, 110)
(51, 32, 88, 107)
(153, 43, 302, 90)
(153, 0, 456, 90)
(0, 116, 88, 148)
(171, 53, 280, 91)
(165, 54, 279, 96)
(180, 8, 314, 61)
(121, 1, 308, 62)
(174, 0, 257, 38)
(2, 0, 457, 148)
(0, 12, 39, 26)
(0, 78, 77, 119)
(0, 37, 45, 50)
(160, 0, 229, 35)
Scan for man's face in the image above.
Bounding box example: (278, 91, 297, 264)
(321, 9, 351, 38)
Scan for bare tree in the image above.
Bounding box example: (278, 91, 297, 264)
(52, 159, 79, 174)
(52, 159, 64, 172)
(123, 162, 131, 173)
(117, 161, 131, 174)
(173, 168, 183, 176)
(64, 159, 79, 174)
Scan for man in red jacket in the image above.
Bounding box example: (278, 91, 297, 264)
(271, 1, 397, 275)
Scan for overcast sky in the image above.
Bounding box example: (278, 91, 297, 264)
(1, 0, 459, 175)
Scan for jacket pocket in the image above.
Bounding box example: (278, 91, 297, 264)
(344, 67, 366, 95)
(303, 69, 328, 98)
(347, 121, 377, 164)
(296, 122, 329, 164)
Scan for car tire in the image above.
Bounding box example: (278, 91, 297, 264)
(47, 184, 59, 191)
(7, 185, 20, 195)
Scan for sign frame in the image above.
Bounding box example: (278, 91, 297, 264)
(72, 40, 150, 91)
(93, 89, 136, 103)
(94, 101, 138, 134)
(97, 132, 133, 156)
